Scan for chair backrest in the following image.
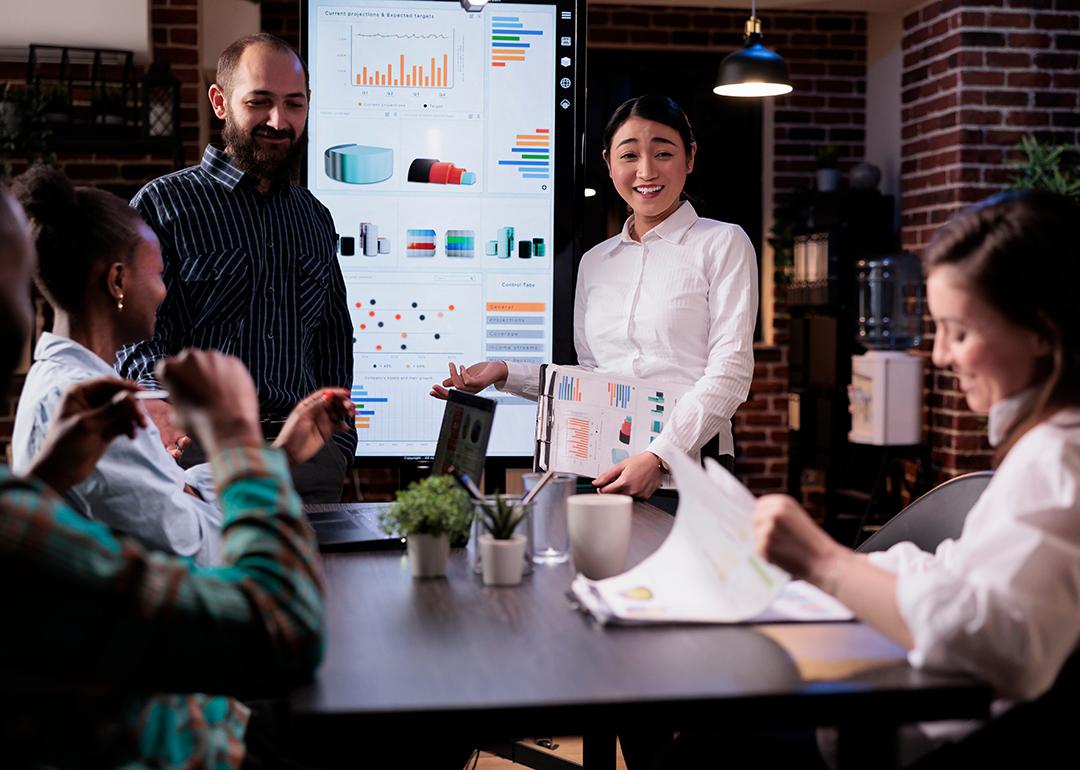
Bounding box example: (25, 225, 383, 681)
(856, 470, 994, 554)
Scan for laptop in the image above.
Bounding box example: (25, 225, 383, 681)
(306, 389, 497, 551)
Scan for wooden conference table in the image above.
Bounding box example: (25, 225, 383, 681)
(290, 502, 991, 769)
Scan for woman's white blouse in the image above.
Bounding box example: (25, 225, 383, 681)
(504, 201, 758, 461)
(869, 406, 1080, 701)
(11, 333, 222, 564)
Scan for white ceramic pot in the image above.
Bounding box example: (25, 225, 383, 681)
(479, 534, 527, 586)
(407, 533, 450, 578)
(816, 168, 840, 192)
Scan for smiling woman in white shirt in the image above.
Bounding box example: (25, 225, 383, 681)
(432, 95, 757, 503)
(707, 189, 1080, 769)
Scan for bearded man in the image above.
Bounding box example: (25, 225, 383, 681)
(118, 34, 356, 502)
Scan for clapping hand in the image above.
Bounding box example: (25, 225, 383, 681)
(155, 350, 263, 456)
(26, 377, 145, 494)
(274, 388, 356, 465)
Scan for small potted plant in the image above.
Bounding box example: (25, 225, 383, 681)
(38, 82, 71, 124)
(378, 475, 472, 578)
(815, 144, 841, 192)
(92, 85, 127, 126)
(476, 494, 529, 586)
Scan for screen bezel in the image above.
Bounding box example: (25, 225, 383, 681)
(300, 0, 584, 469)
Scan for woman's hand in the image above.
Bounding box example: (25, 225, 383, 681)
(274, 388, 356, 465)
(26, 377, 145, 494)
(430, 361, 509, 400)
(752, 494, 851, 591)
(140, 397, 191, 459)
(592, 451, 663, 499)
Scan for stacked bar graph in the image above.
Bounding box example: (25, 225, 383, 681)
(608, 382, 632, 409)
(445, 229, 476, 258)
(406, 229, 436, 257)
(498, 128, 551, 180)
(353, 32, 453, 88)
(490, 16, 543, 68)
(567, 416, 592, 460)
(558, 374, 582, 402)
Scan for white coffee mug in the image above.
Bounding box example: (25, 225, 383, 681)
(567, 494, 633, 580)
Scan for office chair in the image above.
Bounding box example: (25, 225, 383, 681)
(857, 468, 1079, 768)
(855, 470, 994, 554)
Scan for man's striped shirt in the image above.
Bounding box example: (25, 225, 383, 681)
(118, 145, 356, 457)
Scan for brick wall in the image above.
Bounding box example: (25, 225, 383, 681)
(261, 0, 302, 50)
(590, 5, 867, 493)
(901, 0, 1080, 478)
(0, 0, 202, 462)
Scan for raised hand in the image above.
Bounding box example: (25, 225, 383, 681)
(26, 377, 145, 494)
(274, 388, 356, 465)
(592, 451, 663, 499)
(155, 349, 263, 456)
(430, 361, 509, 400)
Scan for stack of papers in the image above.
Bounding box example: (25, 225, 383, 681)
(570, 449, 854, 625)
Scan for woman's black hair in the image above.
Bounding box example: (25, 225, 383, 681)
(12, 164, 144, 313)
(602, 95, 695, 157)
(924, 189, 1080, 461)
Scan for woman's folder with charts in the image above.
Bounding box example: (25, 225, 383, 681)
(534, 365, 694, 489)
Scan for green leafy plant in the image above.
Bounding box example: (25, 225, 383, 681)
(815, 144, 840, 170)
(0, 84, 54, 181)
(37, 81, 71, 116)
(92, 85, 127, 117)
(477, 493, 527, 540)
(768, 186, 812, 278)
(1009, 135, 1080, 201)
(378, 475, 472, 540)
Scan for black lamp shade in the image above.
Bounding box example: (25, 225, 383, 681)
(715, 32, 793, 97)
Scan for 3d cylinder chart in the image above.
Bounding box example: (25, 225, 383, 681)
(407, 158, 477, 185)
(324, 144, 394, 184)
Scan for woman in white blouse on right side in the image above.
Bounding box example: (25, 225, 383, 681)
(743, 189, 1080, 768)
(433, 95, 758, 504)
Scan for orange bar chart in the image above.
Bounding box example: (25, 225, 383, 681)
(355, 52, 449, 88)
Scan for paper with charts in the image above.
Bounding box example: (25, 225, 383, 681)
(570, 450, 854, 625)
(535, 365, 694, 489)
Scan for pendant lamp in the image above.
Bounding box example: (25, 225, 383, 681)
(714, 4, 793, 98)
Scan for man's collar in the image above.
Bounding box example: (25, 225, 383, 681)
(200, 145, 294, 195)
(200, 145, 247, 191)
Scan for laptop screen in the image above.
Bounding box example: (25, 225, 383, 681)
(432, 390, 497, 482)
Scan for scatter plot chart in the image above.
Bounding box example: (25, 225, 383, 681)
(344, 271, 481, 370)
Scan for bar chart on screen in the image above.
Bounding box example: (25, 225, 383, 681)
(351, 377, 446, 443)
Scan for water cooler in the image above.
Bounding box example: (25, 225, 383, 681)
(848, 254, 924, 446)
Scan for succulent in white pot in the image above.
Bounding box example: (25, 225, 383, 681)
(476, 494, 529, 587)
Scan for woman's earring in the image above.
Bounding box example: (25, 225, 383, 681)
(117, 293, 124, 312)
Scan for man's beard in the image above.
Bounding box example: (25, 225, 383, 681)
(222, 116, 304, 182)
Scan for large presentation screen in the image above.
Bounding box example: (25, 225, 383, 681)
(304, 0, 578, 459)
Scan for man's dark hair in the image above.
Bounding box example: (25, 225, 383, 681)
(216, 33, 309, 96)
